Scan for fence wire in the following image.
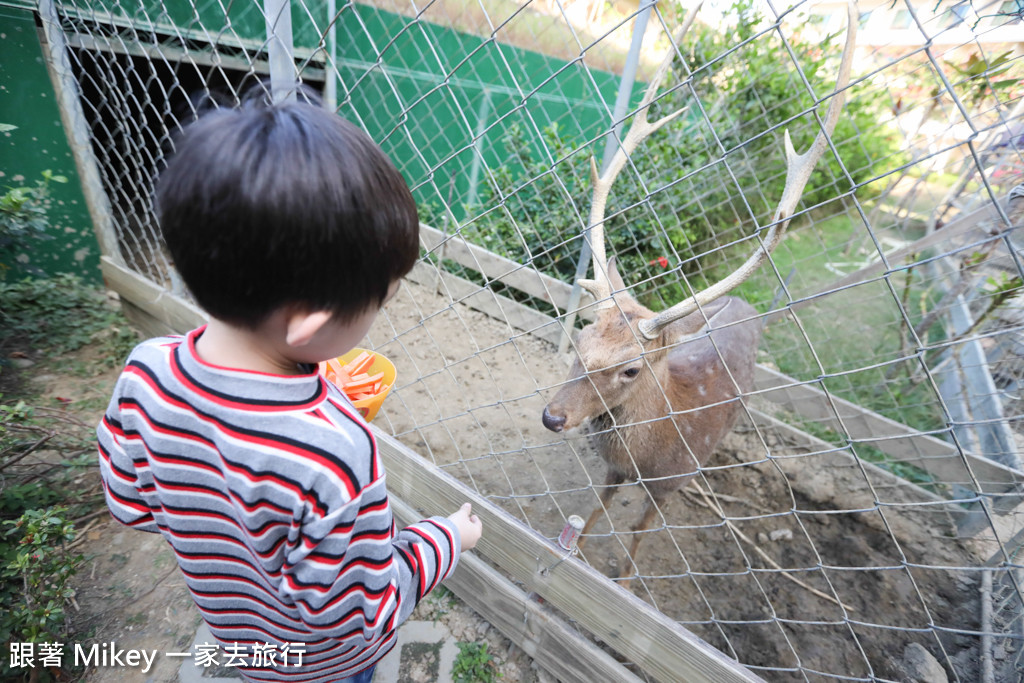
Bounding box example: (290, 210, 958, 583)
(42, 0, 1024, 679)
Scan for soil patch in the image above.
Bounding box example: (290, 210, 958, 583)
(368, 277, 1002, 681)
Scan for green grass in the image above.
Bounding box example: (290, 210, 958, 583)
(792, 415, 948, 495)
(725, 210, 947, 436)
(730, 212, 863, 306)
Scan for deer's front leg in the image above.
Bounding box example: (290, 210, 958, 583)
(577, 468, 626, 552)
(619, 496, 661, 582)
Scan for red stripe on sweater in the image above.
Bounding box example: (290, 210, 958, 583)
(118, 395, 335, 515)
(173, 332, 328, 413)
(123, 364, 359, 501)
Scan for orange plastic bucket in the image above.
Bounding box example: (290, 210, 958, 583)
(319, 347, 396, 422)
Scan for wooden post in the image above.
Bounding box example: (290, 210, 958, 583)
(37, 0, 123, 265)
(389, 496, 644, 683)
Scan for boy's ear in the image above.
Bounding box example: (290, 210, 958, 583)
(285, 310, 334, 348)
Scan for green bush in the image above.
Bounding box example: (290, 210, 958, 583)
(0, 274, 138, 361)
(0, 169, 67, 279)
(444, 0, 903, 312)
(460, 122, 589, 284)
(1, 506, 84, 675)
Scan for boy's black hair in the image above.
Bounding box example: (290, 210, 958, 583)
(156, 99, 419, 328)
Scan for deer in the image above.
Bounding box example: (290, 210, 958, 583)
(541, 1, 857, 579)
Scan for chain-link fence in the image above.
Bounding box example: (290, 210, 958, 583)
(37, 0, 1024, 679)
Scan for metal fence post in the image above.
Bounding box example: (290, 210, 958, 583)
(265, 0, 296, 103)
(325, 0, 338, 111)
(558, 0, 655, 355)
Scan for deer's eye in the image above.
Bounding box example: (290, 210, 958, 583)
(622, 367, 640, 379)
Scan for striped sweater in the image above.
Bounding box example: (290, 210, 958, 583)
(96, 327, 459, 681)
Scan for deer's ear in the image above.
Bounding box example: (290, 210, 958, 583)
(671, 312, 712, 338)
(607, 256, 630, 301)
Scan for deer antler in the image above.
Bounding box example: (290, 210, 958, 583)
(577, 2, 704, 308)
(637, 0, 858, 340)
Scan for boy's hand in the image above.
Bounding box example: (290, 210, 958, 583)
(448, 503, 482, 551)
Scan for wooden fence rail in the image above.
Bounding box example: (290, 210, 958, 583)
(99, 254, 764, 682)
(98, 216, 1023, 681)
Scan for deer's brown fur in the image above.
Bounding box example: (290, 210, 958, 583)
(542, 263, 760, 575)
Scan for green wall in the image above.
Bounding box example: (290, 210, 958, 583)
(333, 4, 625, 219)
(0, 4, 100, 283)
(63, 0, 324, 50)
(1, 0, 629, 279)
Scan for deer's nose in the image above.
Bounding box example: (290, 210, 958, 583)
(542, 406, 565, 433)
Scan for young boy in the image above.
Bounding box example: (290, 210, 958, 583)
(96, 98, 482, 683)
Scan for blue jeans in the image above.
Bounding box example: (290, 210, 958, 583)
(340, 664, 375, 683)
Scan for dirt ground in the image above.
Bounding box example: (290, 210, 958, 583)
(363, 276, 1019, 682)
(14, 273, 1017, 682)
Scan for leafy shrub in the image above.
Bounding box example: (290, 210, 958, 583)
(0, 362, 104, 678)
(1, 506, 84, 673)
(0, 400, 67, 517)
(0, 169, 67, 279)
(460, 122, 589, 284)
(0, 274, 138, 361)
(0, 274, 133, 678)
(452, 641, 500, 683)
(446, 0, 902, 311)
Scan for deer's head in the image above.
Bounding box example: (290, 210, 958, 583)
(542, 259, 659, 433)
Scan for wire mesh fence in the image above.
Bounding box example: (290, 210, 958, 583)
(38, 0, 1024, 679)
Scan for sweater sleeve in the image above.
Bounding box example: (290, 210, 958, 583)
(96, 397, 161, 534)
(277, 486, 460, 644)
